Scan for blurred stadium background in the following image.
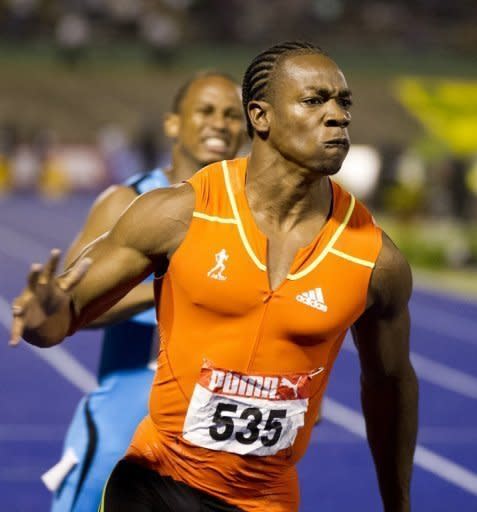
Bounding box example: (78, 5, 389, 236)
(1, 0, 476, 278)
(0, 1, 476, 511)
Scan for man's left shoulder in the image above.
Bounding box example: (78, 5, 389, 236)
(369, 232, 412, 314)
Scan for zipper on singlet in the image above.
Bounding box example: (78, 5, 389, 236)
(246, 294, 272, 371)
(262, 291, 273, 303)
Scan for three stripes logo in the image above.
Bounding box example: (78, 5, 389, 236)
(296, 288, 328, 312)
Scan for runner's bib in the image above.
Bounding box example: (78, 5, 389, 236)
(183, 361, 324, 456)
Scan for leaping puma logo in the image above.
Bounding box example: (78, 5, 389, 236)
(280, 377, 301, 398)
(279, 368, 325, 398)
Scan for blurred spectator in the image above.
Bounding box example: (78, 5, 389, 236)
(427, 157, 460, 218)
(373, 144, 401, 209)
(105, 0, 142, 33)
(0, 0, 474, 53)
(97, 124, 142, 183)
(39, 153, 71, 200)
(139, 9, 181, 64)
(0, 122, 18, 155)
(160, 0, 194, 10)
(447, 157, 473, 220)
(83, 0, 108, 21)
(34, 129, 68, 199)
(379, 148, 426, 219)
(0, 123, 18, 192)
(10, 140, 41, 192)
(4, 0, 39, 39)
(55, 12, 91, 66)
(0, 153, 9, 194)
(311, 0, 345, 22)
(465, 157, 477, 220)
(135, 120, 161, 173)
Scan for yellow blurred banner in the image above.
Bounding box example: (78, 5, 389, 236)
(395, 77, 477, 155)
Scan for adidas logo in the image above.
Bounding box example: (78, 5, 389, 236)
(296, 288, 328, 312)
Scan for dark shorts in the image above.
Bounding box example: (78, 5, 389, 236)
(100, 459, 243, 512)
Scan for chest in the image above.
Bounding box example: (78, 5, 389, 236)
(266, 234, 310, 292)
(168, 219, 369, 342)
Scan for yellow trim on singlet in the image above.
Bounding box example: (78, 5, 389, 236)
(329, 247, 375, 269)
(193, 211, 238, 224)
(221, 160, 358, 280)
(222, 160, 267, 272)
(287, 194, 356, 280)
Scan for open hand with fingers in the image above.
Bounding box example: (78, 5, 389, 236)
(10, 249, 91, 347)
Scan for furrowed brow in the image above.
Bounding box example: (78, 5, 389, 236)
(303, 87, 351, 98)
(338, 89, 352, 98)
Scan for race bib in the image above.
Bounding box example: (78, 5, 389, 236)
(183, 361, 324, 456)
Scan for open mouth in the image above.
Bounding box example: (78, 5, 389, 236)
(202, 136, 229, 153)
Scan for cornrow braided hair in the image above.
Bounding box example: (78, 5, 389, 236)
(172, 70, 238, 113)
(242, 41, 326, 137)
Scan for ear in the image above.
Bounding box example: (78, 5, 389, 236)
(163, 113, 180, 139)
(247, 100, 271, 136)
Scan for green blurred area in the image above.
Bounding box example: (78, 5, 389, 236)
(379, 215, 477, 297)
(379, 215, 477, 266)
(412, 266, 477, 299)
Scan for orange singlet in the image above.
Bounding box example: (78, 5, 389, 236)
(126, 157, 382, 511)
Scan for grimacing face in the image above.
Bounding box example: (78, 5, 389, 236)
(175, 76, 245, 167)
(264, 53, 352, 174)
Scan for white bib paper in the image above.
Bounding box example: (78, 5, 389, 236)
(183, 361, 323, 456)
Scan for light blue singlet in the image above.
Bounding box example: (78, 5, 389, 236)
(51, 168, 170, 512)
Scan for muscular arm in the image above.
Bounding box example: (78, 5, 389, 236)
(352, 232, 418, 512)
(17, 184, 194, 347)
(65, 184, 155, 327)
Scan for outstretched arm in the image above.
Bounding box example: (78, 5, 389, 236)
(10, 184, 194, 347)
(65, 184, 156, 327)
(352, 232, 418, 512)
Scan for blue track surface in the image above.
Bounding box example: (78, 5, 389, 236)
(1, 194, 476, 511)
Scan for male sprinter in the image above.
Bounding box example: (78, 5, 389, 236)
(48, 71, 245, 512)
(12, 42, 418, 512)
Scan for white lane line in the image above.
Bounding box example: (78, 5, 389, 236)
(415, 446, 477, 496)
(0, 295, 97, 393)
(323, 398, 477, 497)
(342, 340, 477, 400)
(0, 224, 52, 264)
(28, 344, 97, 392)
(411, 352, 477, 400)
(2, 294, 477, 496)
(411, 303, 477, 347)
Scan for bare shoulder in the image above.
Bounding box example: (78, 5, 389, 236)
(368, 231, 412, 315)
(93, 184, 139, 212)
(65, 184, 140, 266)
(86, 184, 138, 229)
(112, 182, 196, 259)
(123, 181, 195, 223)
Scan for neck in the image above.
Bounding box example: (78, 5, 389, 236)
(166, 144, 202, 184)
(246, 140, 331, 231)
